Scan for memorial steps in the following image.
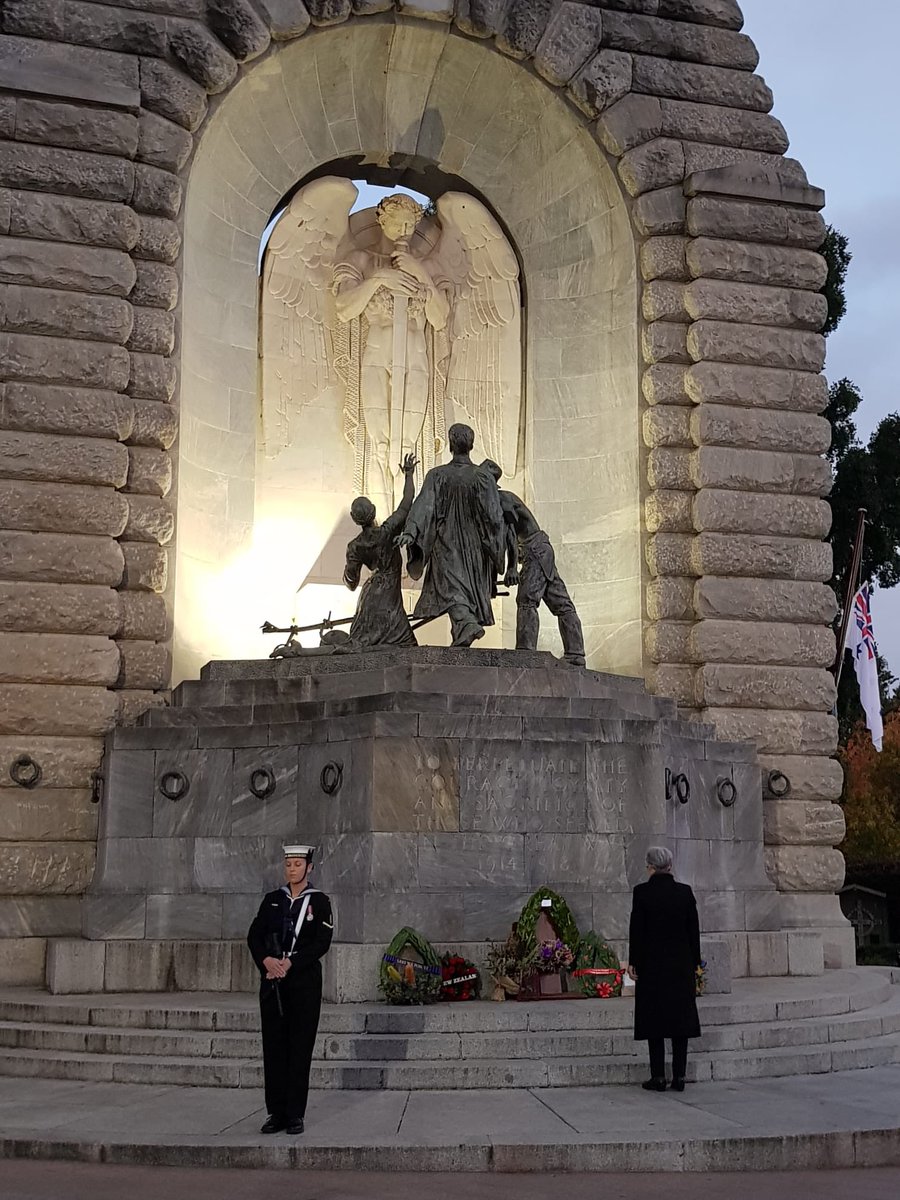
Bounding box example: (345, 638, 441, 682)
(0, 969, 898, 1091)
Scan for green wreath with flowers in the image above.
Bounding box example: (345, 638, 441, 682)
(571, 931, 624, 998)
(378, 927, 443, 1006)
(517, 886, 581, 951)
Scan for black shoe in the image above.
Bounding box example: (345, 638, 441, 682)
(285, 1117, 305, 1135)
(671, 1078, 685, 1092)
(260, 1115, 286, 1134)
(641, 1077, 667, 1092)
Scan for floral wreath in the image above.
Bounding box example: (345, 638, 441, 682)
(517, 886, 580, 952)
(571, 931, 624, 998)
(440, 952, 480, 1001)
(378, 927, 442, 1006)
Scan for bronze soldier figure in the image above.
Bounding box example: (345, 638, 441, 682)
(483, 459, 585, 667)
(397, 424, 506, 647)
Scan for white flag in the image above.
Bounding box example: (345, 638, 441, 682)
(845, 584, 883, 751)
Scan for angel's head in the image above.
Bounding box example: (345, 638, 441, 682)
(350, 496, 377, 528)
(375, 193, 424, 243)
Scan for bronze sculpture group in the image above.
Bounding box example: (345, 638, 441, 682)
(341, 422, 585, 667)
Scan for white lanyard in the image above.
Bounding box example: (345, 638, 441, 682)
(286, 889, 318, 957)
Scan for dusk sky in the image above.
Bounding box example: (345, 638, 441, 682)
(741, 0, 900, 676)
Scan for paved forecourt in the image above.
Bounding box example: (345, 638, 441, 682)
(0, 1066, 899, 1173)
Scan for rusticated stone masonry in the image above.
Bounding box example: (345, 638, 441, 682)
(0, 0, 850, 980)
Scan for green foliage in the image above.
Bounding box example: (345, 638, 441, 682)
(517, 887, 580, 952)
(824, 376, 900, 738)
(856, 944, 900, 967)
(839, 712, 900, 868)
(572, 932, 623, 998)
(820, 225, 852, 336)
(824, 377, 863, 468)
(829, 408, 900, 598)
(378, 927, 442, 1006)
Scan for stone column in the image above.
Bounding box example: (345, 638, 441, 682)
(0, 78, 139, 979)
(641, 164, 850, 966)
(0, 1, 256, 982)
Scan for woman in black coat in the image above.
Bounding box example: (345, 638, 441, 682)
(627, 845, 701, 1092)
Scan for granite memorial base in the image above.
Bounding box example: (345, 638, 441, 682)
(54, 649, 823, 1001)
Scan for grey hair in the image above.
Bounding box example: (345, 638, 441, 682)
(646, 846, 673, 873)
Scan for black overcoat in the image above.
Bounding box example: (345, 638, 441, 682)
(628, 873, 702, 1041)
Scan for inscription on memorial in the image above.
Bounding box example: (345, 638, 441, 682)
(373, 739, 459, 832)
(459, 740, 586, 832)
(589, 753, 631, 834)
(586, 745, 666, 837)
(417, 832, 525, 889)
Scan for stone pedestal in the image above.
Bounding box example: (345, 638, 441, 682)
(63, 648, 830, 999)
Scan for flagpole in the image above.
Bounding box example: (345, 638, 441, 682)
(833, 507, 867, 690)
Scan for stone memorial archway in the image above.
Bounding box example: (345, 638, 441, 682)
(176, 23, 642, 681)
(0, 0, 849, 982)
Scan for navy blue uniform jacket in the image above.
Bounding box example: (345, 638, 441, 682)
(247, 887, 334, 980)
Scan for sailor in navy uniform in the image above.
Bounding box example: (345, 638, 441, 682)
(247, 844, 333, 1135)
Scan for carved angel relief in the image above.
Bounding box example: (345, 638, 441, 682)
(261, 177, 522, 507)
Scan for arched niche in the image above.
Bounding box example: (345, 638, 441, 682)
(176, 22, 640, 683)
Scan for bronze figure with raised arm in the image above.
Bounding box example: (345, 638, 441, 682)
(342, 453, 419, 647)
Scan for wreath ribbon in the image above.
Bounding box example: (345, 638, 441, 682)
(382, 953, 442, 977)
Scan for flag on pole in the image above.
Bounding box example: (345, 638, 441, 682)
(845, 583, 883, 751)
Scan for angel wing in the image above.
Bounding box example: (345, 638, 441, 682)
(260, 176, 358, 456)
(433, 193, 522, 474)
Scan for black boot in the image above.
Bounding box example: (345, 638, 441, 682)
(671, 1078, 686, 1092)
(285, 1117, 305, 1135)
(260, 1115, 286, 1134)
(641, 1077, 667, 1092)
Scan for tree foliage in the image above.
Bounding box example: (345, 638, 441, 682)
(819, 230, 900, 739)
(826, 381, 900, 736)
(820, 225, 852, 336)
(839, 711, 900, 868)
(827, 387, 900, 600)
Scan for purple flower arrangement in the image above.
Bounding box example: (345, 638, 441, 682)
(536, 938, 575, 974)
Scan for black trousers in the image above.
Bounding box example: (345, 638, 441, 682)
(259, 964, 322, 1120)
(648, 1036, 688, 1080)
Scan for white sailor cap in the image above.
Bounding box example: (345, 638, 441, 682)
(283, 844, 315, 862)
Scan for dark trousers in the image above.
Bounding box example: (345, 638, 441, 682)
(516, 542, 584, 661)
(260, 965, 322, 1120)
(648, 1036, 688, 1080)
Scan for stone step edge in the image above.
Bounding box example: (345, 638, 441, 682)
(0, 977, 894, 1033)
(199, 656, 649, 689)
(140, 701, 677, 732)
(4, 993, 900, 1054)
(0, 1122, 899, 1173)
(0, 1033, 896, 1076)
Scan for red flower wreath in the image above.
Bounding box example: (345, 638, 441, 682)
(440, 952, 480, 1001)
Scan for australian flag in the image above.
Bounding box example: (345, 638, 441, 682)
(846, 584, 883, 751)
